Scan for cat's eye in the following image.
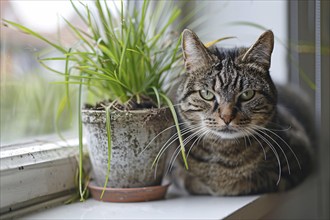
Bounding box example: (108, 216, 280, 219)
(239, 90, 255, 101)
(199, 90, 215, 101)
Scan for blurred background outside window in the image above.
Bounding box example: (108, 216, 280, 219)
(1, 1, 76, 145)
(1, 1, 123, 145)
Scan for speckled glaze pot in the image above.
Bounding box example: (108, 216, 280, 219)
(82, 108, 173, 188)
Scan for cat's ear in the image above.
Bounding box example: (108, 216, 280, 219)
(241, 30, 274, 70)
(182, 29, 218, 73)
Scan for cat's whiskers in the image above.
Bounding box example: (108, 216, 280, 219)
(186, 129, 210, 158)
(241, 130, 253, 149)
(240, 128, 254, 147)
(183, 128, 205, 151)
(150, 122, 197, 178)
(233, 136, 240, 145)
(166, 146, 181, 175)
(251, 126, 292, 175)
(153, 123, 205, 177)
(179, 125, 207, 151)
(248, 127, 282, 185)
(253, 125, 301, 170)
(260, 130, 291, 174)
(246, 132, 253, 147)
(206, 129, 221, 146)
(243, 134, 248, 149)
(165, 125, 207, 175)
(242, 127, 267, 160)
(171, 103, 184, 108)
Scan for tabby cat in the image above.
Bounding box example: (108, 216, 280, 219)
(171, 29, 313, 196)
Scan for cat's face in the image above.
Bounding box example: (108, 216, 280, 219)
(178, 29, 277, 139)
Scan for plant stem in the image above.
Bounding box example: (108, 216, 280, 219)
(160, 93, 188, 169)
(100, 104, 113, 199)
(78, 78, 85, 201)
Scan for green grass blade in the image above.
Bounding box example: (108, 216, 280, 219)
(55, 95, 69, 141)
(65, 48, 72, 121)
(39, 60, 67, 75)
(118, 23, 131, 79)
(204, 36, 236, 48)
(151, 87, 161, 108)
(70, 0, 88, 25)
(100, 105, 112, 199)
(103, 0, 116, 34)
(149, 8, 181, 48)
(95, 0, 113, 44)
(98, 44, 119, 65)
(38, 57, 76, 61)
(228, 21, 268, 31)
(78, 78, 85, 201)
(159, 93, 188, 169)
(86, 2, 101, 42)
(75, 68, 130, 90)
(3, 19, 66, 53)
(63, 17, 94, 52)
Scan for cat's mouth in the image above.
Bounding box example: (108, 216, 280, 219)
(211, 126, 244, 139)
(219, 127, 237, 133)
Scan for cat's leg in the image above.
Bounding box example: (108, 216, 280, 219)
(184, 175, 215, 195)
(168, 158, 214, 195)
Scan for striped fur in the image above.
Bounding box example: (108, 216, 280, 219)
(172, 29, 313, 196)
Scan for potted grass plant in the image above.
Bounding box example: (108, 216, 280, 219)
(3, 0, 189, 202)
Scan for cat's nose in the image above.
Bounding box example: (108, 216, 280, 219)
(220, 114, 234, 125)
(219, 104, 235, 125)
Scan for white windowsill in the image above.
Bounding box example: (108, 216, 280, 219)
(1, 136, 319, 219)
(20, 174, 319, 219)
(22, 189, 268, 220)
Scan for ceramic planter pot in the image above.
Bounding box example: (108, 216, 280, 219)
(82, 107, 173, 189)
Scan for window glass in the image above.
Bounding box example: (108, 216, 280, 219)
(1, 1, 77, 145)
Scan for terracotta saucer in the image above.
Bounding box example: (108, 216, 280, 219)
(88, 182, 170, 203)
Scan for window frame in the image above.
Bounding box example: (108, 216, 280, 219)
(280, 0, 329, 219)
(0, 136, 84, 218)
